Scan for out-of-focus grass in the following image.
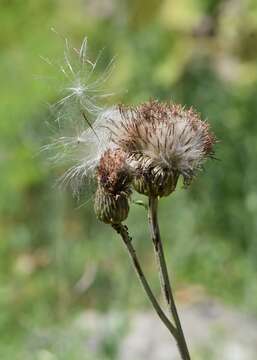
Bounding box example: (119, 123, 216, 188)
(1, 0, 257, 357)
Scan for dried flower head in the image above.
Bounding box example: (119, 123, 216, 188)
(44, 38, 215, 202)
(96, 149, 132, 194)
(94, 149, 132, 224)
(104, 100, 216, 197)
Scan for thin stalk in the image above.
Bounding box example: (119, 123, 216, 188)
(148, 196, 191, 360)
(112, 223, 177, 339)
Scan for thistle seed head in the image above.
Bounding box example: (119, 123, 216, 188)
(96, 148, 132, 194)
(94, 149, 132, 224)
(105, 100, 216, 196)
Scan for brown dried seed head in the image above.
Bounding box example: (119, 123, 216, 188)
(97, 148, 132, 195)
(106, 100, 216, 195)
(94, 148, 132, 224)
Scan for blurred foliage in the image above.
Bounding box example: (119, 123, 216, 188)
(1, 0, 257, 357)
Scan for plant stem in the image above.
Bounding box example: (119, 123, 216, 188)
(148, 196, 191, 360)
(112, 223, 177, 339)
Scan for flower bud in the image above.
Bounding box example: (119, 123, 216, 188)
(94, 186, 130, 224)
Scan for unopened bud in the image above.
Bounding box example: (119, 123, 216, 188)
(94, 186, 130, 224)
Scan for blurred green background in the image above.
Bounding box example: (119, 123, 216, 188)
(1, 0, 257, 358)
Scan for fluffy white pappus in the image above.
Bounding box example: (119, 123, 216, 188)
(47, 36, 116, 120)
(103, 101, 215, 185)
(44, 114, 115, 195)
(45, 106, 126, 195)
(43, 36, 118, 196)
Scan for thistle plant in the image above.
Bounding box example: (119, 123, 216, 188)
(46, 39, 216, 360)
(99, 100, 215, 359)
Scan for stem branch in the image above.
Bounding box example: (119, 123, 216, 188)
(112, 223, 177, 339)
(148, 196, 191, 360)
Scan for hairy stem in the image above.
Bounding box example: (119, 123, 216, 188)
(112, 223, 177, 339)
(148, 196, 191, 360)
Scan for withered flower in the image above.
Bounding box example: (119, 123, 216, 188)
(94, 149, 132, 224)
(106, 100, 215, 197)
(45, 36, 217, 358)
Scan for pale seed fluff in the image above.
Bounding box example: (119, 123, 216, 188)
(103, 100, 216, 197)
(43, 37, 117, 196)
